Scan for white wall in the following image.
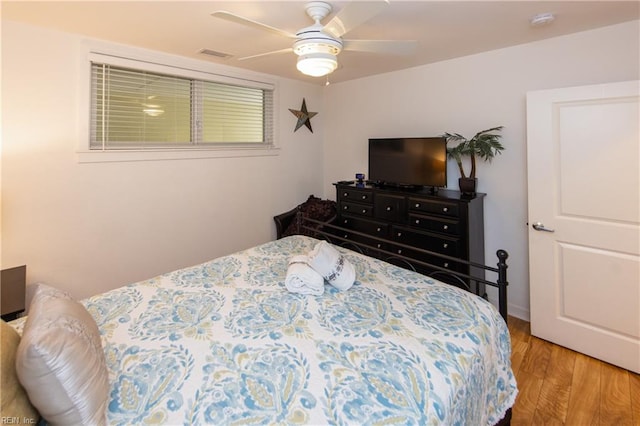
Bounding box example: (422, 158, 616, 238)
(1, 20, 325, 300)
(322, 20, 640, 320)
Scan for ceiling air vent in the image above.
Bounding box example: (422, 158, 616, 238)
(198, 48, 232, 59)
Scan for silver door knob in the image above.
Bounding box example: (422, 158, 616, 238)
(532, 222, 555, 232)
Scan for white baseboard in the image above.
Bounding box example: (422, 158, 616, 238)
(507, 303, 530, 322)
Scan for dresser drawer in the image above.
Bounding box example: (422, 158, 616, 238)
(409, 198, 459, 218)
(374, 193, 406, 222)
(409, 213, 460, 236)
(340, 201, 373, 217)
(339, 188, 373, 204)
(392, 227, 460, 256)
(385, 246, 464, 273)
(340, 215, 389, 238)
(334, 229, 389, 252)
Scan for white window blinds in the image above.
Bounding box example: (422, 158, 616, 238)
(90, 63, 274, 150)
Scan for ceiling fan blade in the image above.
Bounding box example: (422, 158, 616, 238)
(322, 0, 390, 38)
(343, 39, 418, 55)
(211, 11, 296, 39)
(238, 48, 293, 61)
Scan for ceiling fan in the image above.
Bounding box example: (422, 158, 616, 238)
(211, 1, 417, 77)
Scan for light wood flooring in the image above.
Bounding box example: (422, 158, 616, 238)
(508, 316, 640, 425)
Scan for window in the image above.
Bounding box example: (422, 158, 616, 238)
(90, 63, 274, 150)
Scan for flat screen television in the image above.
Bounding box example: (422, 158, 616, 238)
(368, 137, 447, 188)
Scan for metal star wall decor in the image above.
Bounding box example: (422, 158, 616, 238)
(289, 98, 317, 133)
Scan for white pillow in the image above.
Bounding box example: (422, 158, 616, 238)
(15, 284, 108, 426)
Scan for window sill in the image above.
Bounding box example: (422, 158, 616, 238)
(76, 146, 280, 163)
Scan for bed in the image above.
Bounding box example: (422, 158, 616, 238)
(6, 235, 517, 425)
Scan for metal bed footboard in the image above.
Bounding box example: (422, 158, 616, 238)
(297, 216, 509, 322)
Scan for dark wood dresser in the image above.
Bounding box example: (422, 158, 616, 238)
(333, 182, 486, 296)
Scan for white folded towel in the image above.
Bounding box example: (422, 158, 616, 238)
(285, 255, 325, 296)
(307, 241, 355, 291)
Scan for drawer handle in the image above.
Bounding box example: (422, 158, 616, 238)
(386, 206, 392, 211)
(397, 249, 402, 254)
(415, 219, 420, 224)
(397, 232, 402, 237)
(343, 192, 348, 197)
(344, 234, 348, 238)
(343, 219, 348, 224)
(415, 203, 420, 208)
(443, 225, 448, 230)
(443, 243, 448, 249)
(376, 227, 381, 232)
(377, 243, 382, 248)
(443, 262, 449, 268)
(443, 207, 448, 212)
(362, 209, 367, 214)
(361, 195, 367, 200)
(343, 206, 349, 210)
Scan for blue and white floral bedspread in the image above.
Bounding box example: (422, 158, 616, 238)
(84, 235, 517, 425)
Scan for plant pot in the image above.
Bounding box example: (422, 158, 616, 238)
(458, 177, 477, 194)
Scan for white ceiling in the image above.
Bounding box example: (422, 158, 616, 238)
(3, 1, 639, 85)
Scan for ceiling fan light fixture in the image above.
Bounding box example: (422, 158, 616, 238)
(293, 39, 342, 56)
(296, 52, 338, 77)
(212, 1, 407, 81)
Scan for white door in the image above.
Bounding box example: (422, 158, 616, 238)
(527, 80, 640, 373)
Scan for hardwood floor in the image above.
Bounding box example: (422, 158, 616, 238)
(508, 316, 640, 426)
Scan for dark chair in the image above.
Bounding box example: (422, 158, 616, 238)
(274, 195, 337, 239)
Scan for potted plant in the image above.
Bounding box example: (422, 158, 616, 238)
(443, 126, 505, 194)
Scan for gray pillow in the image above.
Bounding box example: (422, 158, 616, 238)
(15, 284, 108, 426)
